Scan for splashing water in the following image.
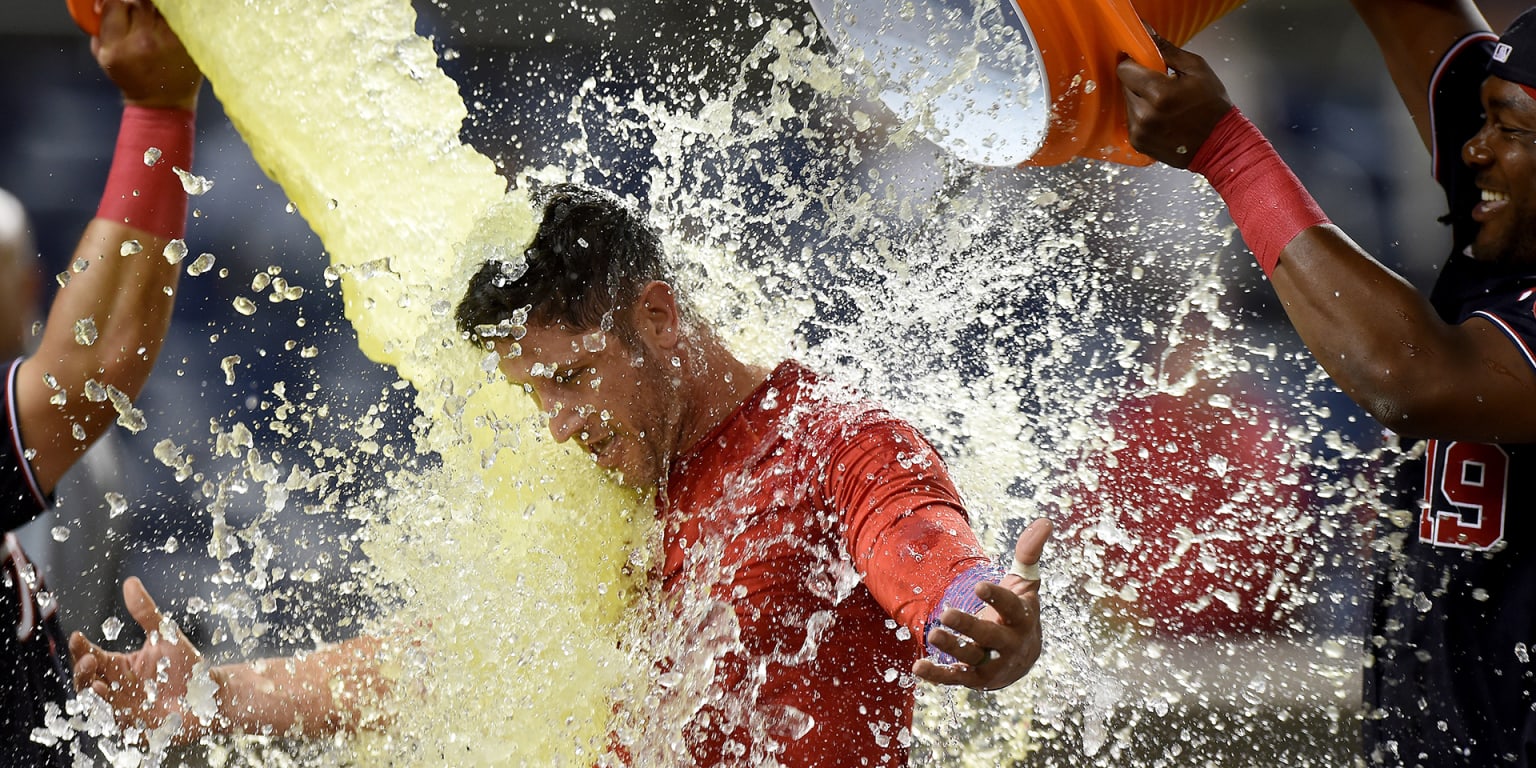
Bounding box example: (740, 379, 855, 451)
(141, 0, 653, 764)
(59, 0, 1393, 766)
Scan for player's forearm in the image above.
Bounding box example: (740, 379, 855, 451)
(16, 103, 192, 490)
(1269, 225, 1482, 434)
(48, 102, 193, 398)
(208, 635, 389, 738)
(42, 217, 180, 398)
(1190, 107, 1477, 433)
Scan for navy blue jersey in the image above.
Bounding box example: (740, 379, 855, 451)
(0, 358, 74, 766)
(1364, 33, 1536, 767)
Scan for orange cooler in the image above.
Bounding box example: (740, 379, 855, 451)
(811, 0, 1246, 166)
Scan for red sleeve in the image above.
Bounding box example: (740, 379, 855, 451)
(821, 417, 992, 634)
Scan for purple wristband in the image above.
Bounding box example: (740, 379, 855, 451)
(925, 562, 1004, 662)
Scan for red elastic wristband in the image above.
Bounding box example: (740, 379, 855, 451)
(96, 105, 196, 240)
(1188, 106, 1329, 277)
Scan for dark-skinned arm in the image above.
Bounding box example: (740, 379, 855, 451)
(15, 0, 201, 494)
(1350, 0, 1491, 150)
(1119, 36, 1536, 443)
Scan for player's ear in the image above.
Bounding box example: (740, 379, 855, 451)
(632, 280, 681, 351)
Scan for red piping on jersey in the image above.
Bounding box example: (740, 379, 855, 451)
(1471, 309, 1536, 374)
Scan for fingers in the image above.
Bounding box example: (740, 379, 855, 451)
(69, 631, 126, 696)
(926, 616, 995, 666)
(976, 580, 1039, 635)
(96, 0, 131, 43)
(1117, 55, 1164, 96)
(1119, 32, 1211, 96)
(69, 632, 100, 691)
(912, 656, 984, 687)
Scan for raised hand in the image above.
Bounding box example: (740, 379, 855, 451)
(69, 577, 217, 744)
(93, 0, 202, 110)
(914, 517, 1051, 691)
(1118, 33, 1234, 169)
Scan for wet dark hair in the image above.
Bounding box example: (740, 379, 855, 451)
(455, 182, 666, 344)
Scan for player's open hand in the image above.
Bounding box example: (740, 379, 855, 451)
(69, 576, 216, 745)
(913, 517, 1051, 691)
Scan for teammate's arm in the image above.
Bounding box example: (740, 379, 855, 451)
(70, 577, 390, 743)
(1350, 0, 1490, 150)
(15, 0, 200, 494)
(1119, 36, 1536, 444)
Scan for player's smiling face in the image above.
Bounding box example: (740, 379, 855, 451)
(1462, 76, 1536, 264)
(496, 319, 678, 490)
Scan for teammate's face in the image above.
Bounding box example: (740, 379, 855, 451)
(496, 318, 679, 490)
(1462, 77, 1536, 264)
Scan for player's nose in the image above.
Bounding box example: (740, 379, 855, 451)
(546, 404, 583, 443)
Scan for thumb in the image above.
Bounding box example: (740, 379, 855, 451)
(1150, 33, 1207, 77)
(122, 576, 167, 638)
(1006, 518, 1052, 592)
(1014, 518, 1052, 566)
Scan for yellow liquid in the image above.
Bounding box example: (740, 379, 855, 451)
(151, 1, 653, 764)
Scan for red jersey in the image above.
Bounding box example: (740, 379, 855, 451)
(652, 361, 991, 767)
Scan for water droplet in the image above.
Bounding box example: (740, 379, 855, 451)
(187, 252, 217, 276)
(172, 166, 214, 195)
(83, 379, 108, 402)
(221, 355, 242, 384)
(105, 492, 127, 517)
(162, 239, 188, 264)
(1207, 454, 1230, 477)
(232, 297, 257, 316)
(107, 384, 146, 432)
(72, 317, 98, 346)
(1321, 639, 1346, 659)
(101, 616, 124, 641)
(119, 239, 143, 257)
(50, 526, 70, 542)
(252, 273, 272, 292)
(142, 147, 162, 166)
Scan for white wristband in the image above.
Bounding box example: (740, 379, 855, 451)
(1007, 559, 1041, 581)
